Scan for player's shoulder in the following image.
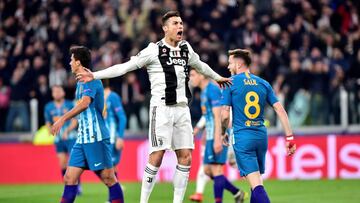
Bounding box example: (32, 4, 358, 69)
(110, 91, 121, 99)
(90, 79, 102, 87)
(179, 40, 189, 46)
(231, 73, 243, 81)
(208, 82, 221, 91)
(137, 42, 158, 56)
(148, 42, 159, 49)
(250, 74, 271, 86)
(44, 101, 54, 109)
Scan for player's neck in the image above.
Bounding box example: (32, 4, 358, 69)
(236, 67, 249, 75)
(75, 66, 87, 75)
(104, 88, 110, 99)
(54, 99, 64, 106)
(164, 37, 179, 48)
(200, 79, 209, 90)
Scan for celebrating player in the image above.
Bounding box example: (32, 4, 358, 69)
(221, 49, 296, 203)
(51, 46, 124, 203)
(44, 85, 81, 195)
(190, 69, 246, 203)
(76, 11, 231, 203)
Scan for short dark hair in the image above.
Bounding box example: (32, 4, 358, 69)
(228, 49, 252, 66)
(162, 11, 180, 25)
(70, 46, 91, 69)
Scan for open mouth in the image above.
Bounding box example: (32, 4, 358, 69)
(177, 31, 183, 36)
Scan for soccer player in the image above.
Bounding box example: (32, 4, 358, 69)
(44, 85, 81, 194)
(190, 69, 246, 203)
(76, 11, 231, 203)
(51, 46, 124, 203)
(102, 80, 127, 202)
(221, 49, 296, 203)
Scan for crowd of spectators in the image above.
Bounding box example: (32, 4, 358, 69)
(0, 0, 359, 132)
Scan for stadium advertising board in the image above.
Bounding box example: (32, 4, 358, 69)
(0, 135, 359, 183)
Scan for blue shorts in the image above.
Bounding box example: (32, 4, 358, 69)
(111, 144, 122, 166)
(203, 139, 228, 165)
(233, 131, 267, 177)
(55, 139, 76, 154)
(69, 138, 113, 171)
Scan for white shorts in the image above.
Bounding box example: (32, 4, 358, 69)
(148, 104, 194, 154)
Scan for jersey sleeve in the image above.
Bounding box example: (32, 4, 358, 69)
(186, 42, 222, 81)
(221, 86, 232, 106)
(132, 43, 157, 68)
(111, 93, 127, 139)
(82, 81, 97, 99)
(209, 84, 222, 108)
(44, 103, 52, 123)
(265, 81, 279, 106)
(93, 43, 156, 80)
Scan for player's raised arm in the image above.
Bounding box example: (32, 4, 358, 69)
(187, 43, 232, 88)
(272, 102, 296, 156)
(77, 43, 156, 83)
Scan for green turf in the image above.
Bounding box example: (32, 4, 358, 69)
(0, 179, 359, 203)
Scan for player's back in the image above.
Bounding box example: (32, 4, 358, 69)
(224, 72, 278, 136)
(75, 80, 109, 144)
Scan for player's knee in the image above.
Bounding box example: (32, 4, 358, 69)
(177, 152, 192, 166)
(204, 166, 212, 177)
(101, 173, 117, 186)
(149, 151, 165, 167)
(63, 173, 78, 185)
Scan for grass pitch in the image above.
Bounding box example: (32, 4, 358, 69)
(0, 179, 359, 203)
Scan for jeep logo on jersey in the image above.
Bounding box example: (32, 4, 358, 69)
(166, 58, 187, 66)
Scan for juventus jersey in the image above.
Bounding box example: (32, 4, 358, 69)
(94, 39, 222, 107)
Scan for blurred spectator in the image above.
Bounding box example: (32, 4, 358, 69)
(49, 59, 67, 87)
(282, 57, 308, 109)
(0, 77, 10, 131)
(5, 60, 32, 132)
(347, 49, 360, 124)
(308, 57, 330, 125)
(30, 75, 52, 127)
(121, 72, 145, 130)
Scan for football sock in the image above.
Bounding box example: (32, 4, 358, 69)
(213, 175, 225, 203)
(250, 189, 255, 203)
(253, 185, 270, 203)
(220, 175, 239, 195)
(195, 164, 209, 194)
(60, 185, 77, 203)
(108, 182, 124, 203)
(108, 172, 118, 201)
(140, 163, 158, 203)
(173, 164, 191, 203)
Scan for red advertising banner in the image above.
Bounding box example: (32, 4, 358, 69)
(0, 135, 359, 183)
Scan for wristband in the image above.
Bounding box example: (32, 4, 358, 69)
(285, 134, 294, 141)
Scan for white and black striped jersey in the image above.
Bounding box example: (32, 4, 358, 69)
(93, 39, 222, 107)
